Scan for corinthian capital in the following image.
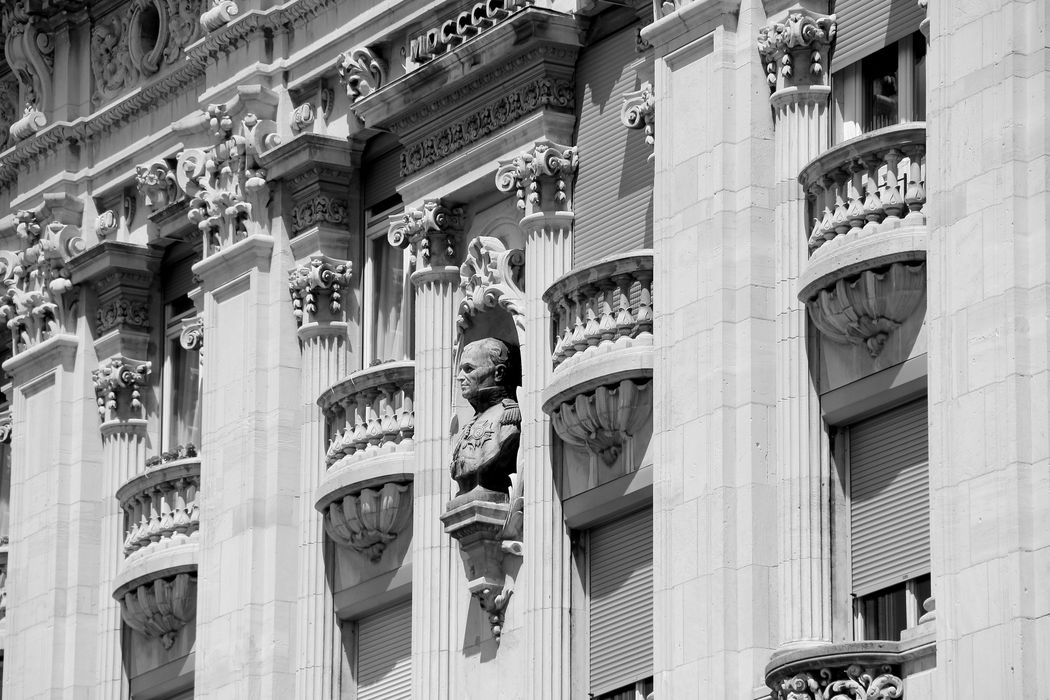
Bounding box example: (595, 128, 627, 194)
(288, 255, 353, 326)
(387, 199, 464, 271)
(757, 11, 836, 93)
(92, 358, 151, 422)
(495, 140, 578, 215)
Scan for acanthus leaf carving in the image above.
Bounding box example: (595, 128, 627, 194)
(621, 81, 655, 161)
(290, 195, 347, 235)
(456, 236, 525, 342)
(174, 104, 281, 257)
(335, 47, 386, 104)
(92, 357, 151, 422)
(770, 664, 903, 700)
(387, 199, 463, 271)
(757, 11, 837, 92)
(495, 139, 578, 213)
(287, 255, 352, 326)
(96, 298, 150, 335)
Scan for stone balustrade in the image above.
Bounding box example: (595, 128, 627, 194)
(545, 250, 654, 373)
(117, 458, 201, 560)
(797, 124, 928, 357)
(320, 361, 415, 469)
(541, 251, 654, 467)
(315, 361, 416, 559)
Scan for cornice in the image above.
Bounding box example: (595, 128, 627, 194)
(639, 0, 739, 52)
(258, 132, 354, 185)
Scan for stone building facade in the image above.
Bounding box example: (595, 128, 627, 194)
(0, 0, 1045, 698)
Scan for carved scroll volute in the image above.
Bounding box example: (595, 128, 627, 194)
(757, 11, 837, 94)
(92, 358, 151, 423)
(494, 140, 579, 217)
(387, 199, 464, 273)
(621, 81, 656, 161)
(2, 1, 55, 140)
(335, 47, 386, 105)
(287, 255, 353, 327)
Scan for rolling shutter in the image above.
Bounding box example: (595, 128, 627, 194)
(832, 0, 926, 69)
(162, 252, 197, 303)
(589, 507, 653, 696)
(572, 24, 654, 267)
(364, 133, 403, 212)
(357, 601, 412, 700)
(849, 398, 930, 597)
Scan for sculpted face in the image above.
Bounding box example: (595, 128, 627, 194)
(457, 340, 507, 405)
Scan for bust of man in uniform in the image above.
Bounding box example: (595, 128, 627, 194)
(450, 338, 520, 500)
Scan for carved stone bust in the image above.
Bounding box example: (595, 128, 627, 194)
(449, 338, 520, 502)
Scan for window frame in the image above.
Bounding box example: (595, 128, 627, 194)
(160, 300, 201, 454)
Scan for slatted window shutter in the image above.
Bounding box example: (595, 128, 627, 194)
(572, 23, 654, 268)
(832, 0, 926, 69)
(589, 507, 653, 696)
(357, 601, 412, 700)
(849, 398, 930, 597)
(162, 252, 197, 303)
(364, 135, 403, 212)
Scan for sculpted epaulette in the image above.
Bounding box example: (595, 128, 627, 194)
(500, 398, 521, 426)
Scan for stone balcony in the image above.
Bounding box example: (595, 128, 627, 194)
(541, 250, 654, 466)
(315, 361, 415, 561)
(765, 636, 936, 700)
(798, 123, 927, 357)
(112, 456, 200, 649)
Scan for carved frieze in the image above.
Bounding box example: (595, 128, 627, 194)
(288, 256, 352, 326)
(90, 0, 204, 107)
(200, 0, 239, 31)
(174, 104, 281, 257)
(757, 11, 836, 93)
(0, 210, 85, 355)
(456, 236, 524, 340)
(387, 199, 463, 271)
(97, 299, 150, 335)
(335, 47, 385, 104)
(2, 1, 55, 142)
(290, 195, 347, 235)
(621, 81, 655, 161)
(93, 357, 151, 421)
(400, 75, 573, 177)
(495, 139, 578, 212)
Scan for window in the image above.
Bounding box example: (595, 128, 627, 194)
(587, 508, 653, 698)
(832, 32, 926, 142)
(362, 208, 412, 366)
(355, 600, 411, 700)
(162, 294, 201, 452)
(847, 398, 930, 641)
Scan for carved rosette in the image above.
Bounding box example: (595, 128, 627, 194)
(174, 104, 281, 257)
(93, 358, 151, 422)
(621, 81, 655, 160)
(2, 1, 55, 141)
(136, 159, 178, 211)
(118, 572, 197, 650)
(322, 482, 413, 562)
(290, 195, 347, 235)
(757, 11, 837, 93)
(0, 211, 85, 355)
(387, 199, 464, 271)
(335, 47, 386, 104)
(200, 0, 239, 31)
(770, 664, 903, 700)
(456, 236, 525, 341)
(287, 256, 352, 326)
(495, 140, 578, 213)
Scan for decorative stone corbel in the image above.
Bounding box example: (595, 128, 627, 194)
(336, 47, 386, 104)
(174, 104, 281, 257)
(757, 11, 836, 93)
(767, 659, 904, 700)
(136, 159, 178, 211)
(387, 199, 464, 271)
(118, 573, 197, 650)
(92, 357, 151, 422)
(97, 211, 119, 240)
(549, 379, 652, 464)
(291, 102, 317, 134)
(456, 236, 525, 341)
(621, 81, 655, 161)
(495, 140, 578, 214)
(2, 1, 54, 142)
(322, 482, 413, 562)
(200, 0, 239, 31)
(287, 255, 352, 326)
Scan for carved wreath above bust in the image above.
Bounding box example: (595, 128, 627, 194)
(90, 0, 204, 106)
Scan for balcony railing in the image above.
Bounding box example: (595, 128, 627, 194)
(117, 458, 201, 560)
(798, 124, 928, 357)
(316, 361, 415, 560)
(541, 251, 654, 468)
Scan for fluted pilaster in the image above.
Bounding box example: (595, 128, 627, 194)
(97, 420, 148, 700)
(409, 266, 461, 700)
(760, 10, 836, 647)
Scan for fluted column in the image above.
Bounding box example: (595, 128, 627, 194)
(494, 140, 577, 698)
(758, 8, 836, 648)
(389, 200, 463, 700)
(290, 256, 352, 699)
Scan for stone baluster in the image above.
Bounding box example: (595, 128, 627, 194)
(758, 8, 837, 649)
(388, 198, 464, 700)
(288, 254, 352, 700)
(495, 139, 577, 698)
